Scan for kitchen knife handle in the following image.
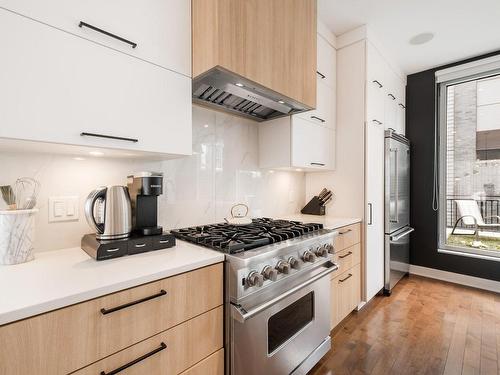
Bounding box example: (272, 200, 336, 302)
(100, 290, 167, 315)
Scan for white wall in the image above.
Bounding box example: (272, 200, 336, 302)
(0, 106, 305, 252)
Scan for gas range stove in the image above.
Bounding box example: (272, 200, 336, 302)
(172, 218, 338, 374)
(170, 218, 324, 254)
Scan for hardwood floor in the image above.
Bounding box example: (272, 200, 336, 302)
(310, 275, 500, 375)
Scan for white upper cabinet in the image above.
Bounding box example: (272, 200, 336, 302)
(0, 9, 191, 156)
(296, 79, 335, 129)
(292, 118, 335, 170)
(0, 0, 191, 76)
(317, 34, 336, 89)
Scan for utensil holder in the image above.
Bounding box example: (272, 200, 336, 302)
(0, 209, 37, 265)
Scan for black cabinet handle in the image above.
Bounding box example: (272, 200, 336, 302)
(339, 273, 353, 283)
(398, 103, 406, 109)
(310, 116, 326, 123)
(100, 342, 167, 375)
(79, 21, 137, 49)
(100, 290, 167, 315)
(372, 119, 383, 125)
(81, 132, 138, 143)
(372, 80, 383, 88)
(310, 162, 325, 166)
(316, 71, 326, 79)
(388, 93, 396, 100)
(338, 251, 353, 259)
(339, 229, 352, 235)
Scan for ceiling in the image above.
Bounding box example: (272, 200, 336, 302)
(318, 0, 500, 75)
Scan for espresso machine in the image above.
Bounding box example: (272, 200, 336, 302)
(127, 172, 163, 235)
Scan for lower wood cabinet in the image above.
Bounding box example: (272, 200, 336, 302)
(331, 263, 361, 329)
(180, 349, 224, 375)
(74, 307, 223, 375)
(0, 263, 223, 375)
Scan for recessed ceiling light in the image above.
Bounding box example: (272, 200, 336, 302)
(295, 168, 302, 172)
(235, 83, 244, 87)
(278, 100, 285, 104)
(409, 32, 434, 45)
(204, 124, 209, 128)
(73, 157, 85, 161)
(89, 151, 104, 156)
(269, 170, 275, 174)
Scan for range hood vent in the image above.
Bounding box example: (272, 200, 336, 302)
(192, 67, 312, 122)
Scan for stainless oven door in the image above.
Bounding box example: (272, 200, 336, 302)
(230, 263, 334, 375)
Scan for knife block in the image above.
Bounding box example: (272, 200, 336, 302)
(301, 196, 325, 216)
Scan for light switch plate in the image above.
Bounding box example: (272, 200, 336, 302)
(48, 196, 79, 222)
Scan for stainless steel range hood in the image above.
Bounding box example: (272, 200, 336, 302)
(192, 67, 312, 122)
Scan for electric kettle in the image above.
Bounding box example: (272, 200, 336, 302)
(84, 186, 132, 240)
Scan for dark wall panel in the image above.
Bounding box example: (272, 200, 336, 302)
(407, 52, 500, 282)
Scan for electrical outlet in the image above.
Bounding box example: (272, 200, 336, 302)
(48, 196, 79, 222)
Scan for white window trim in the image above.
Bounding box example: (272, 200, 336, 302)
(437, 55, 500, 260)
(436, 54, 500, 83)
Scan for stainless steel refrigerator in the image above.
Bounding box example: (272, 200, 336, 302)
(384, 129, 414, 295)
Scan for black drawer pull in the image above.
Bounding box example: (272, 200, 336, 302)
(339, 273, 353, 283)
(316, 71, 326, 79)
(100, 290, 167, 315)
(81, 132, 138, 143)
(388, 93, 396, 100)
(372, 80, 383, 88)
(338, 251, 353, 259)
(100, 342, 167, 375)
(310, 162, 325, 166)
(79, 21, 137, 49)
(310, 115, 326, 123)
(372, 119, 383, 125)
(398, 103, 406, 109)
(339, 229, 352, 235)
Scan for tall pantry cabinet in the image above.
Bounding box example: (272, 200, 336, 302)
(335, 27, 406, 303)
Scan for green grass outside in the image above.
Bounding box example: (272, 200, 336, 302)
(447, 234, 500, 251)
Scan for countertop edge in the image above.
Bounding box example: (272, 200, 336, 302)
(0, 254, 224, 326)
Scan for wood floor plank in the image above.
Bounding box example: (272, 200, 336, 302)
(309, 275, 500, 375)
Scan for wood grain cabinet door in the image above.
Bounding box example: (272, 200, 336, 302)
(193, 0, 317, 108)
(74, 307, 223, 375)
(331, 264, 361, 329)
(0, 263, 223, 375)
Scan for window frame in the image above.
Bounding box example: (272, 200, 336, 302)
(437, 68, 500, 261)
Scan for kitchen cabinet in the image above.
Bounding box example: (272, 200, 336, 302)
(192, 0, 317, 108)
(180, 350, 224, 375)
(365, 120, 385, 301)
(331, 26, 406, 305)
(259, 116, 335, 171)
(74, 307, 223, 375)
(0, 8, 191, 157)
(0, 0, 191, 76)
(0, 263, 223, 375)
(329, 223, 362, 329)
(258, 23, 336, 171)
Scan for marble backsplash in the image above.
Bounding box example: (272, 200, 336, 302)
(0, 106, 305, 252)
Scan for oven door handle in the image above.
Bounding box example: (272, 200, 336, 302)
(231, 261, 339, 323)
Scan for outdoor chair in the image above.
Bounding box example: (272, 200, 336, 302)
(451, 199, 500, 240)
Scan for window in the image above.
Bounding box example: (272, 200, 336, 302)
(438, 59, 500, 259)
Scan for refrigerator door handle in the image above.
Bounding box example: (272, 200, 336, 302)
(368, 203, 373, 225)
(389, 148, 399, 223)
(390, 227, 414, 241)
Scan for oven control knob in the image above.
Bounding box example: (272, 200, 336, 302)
(302, 250, 316, 263)
(288, 256, 300, 270)
(324, 243, 334, 254)
(246, 271, 264, 287)
(261, 265, 278, 281)
(315, 246, 328, 258)
(276, 260, 290, 274)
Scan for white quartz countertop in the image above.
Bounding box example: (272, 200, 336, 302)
(278, 214, 362, 230)
(0, 242, 224, 326)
